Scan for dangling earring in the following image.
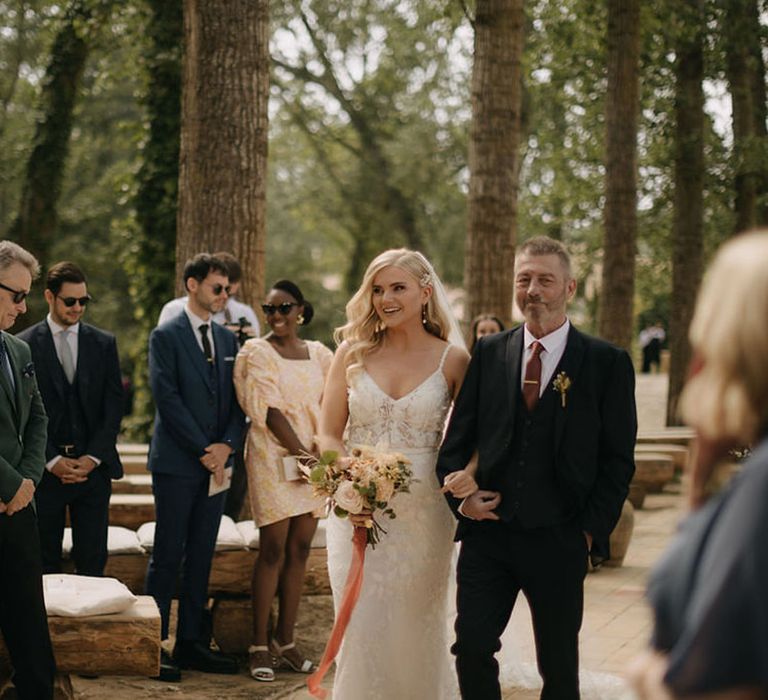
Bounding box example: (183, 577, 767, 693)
(297, 313, 305, 325)
(375, 318, 385, 334)
(422, 305, 428, 326)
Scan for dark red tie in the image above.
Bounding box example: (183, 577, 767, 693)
(523, 341, 544, 412)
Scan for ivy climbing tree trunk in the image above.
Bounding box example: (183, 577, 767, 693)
(176, 0, 270, 308)
(6, 0, 90, 268)
(123, 0, 183, 440)
(464, 0, 525, 329)
(722, 0, 768, 233)
(598, 0, 641, 351)
(667, 0, 705, 426)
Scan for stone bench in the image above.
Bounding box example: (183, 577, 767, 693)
(0, 596, 160, 699)
(635, 442, 689, 472)
(630, 452, 676, 509)
(637, 427, 696, 447)
(119, 454, 148, 476)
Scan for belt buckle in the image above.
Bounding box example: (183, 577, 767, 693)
(60, 444, 75, 458)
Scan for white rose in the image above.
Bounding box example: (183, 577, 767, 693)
(334, 480, 366, 514)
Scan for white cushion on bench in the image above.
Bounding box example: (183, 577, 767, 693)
(61, 526, 145, 557)
(137, 515, 247, 552)
(43, 574, 137, 617)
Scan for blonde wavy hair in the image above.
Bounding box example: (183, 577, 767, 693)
(335, 249, 461, 376)
(680, 230, 768, 444)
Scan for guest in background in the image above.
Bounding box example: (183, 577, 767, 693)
(145, 253, 245, 681)
(628, 231, 768, 700)
(639, 321, 665, 374)
(0, 240, 55, 699)
(468, 313, 505, 354)
(235, 280, 331, 682)
(19, 261, 124, 577)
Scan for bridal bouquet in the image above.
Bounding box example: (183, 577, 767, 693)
(301, 445, 414, 547)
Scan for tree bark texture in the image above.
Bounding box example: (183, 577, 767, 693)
(6, 1, 90, 267)
(667, 0, 705, 426)
(176, 0, 269, 307)
(723, 0, 768, 233)
(598, 0, 640, 351)
(464, 0, 525, 329)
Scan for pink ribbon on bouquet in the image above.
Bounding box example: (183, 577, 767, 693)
(307, 526, 368, 698)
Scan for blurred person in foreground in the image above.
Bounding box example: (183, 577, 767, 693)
(627, 230, 768, 700)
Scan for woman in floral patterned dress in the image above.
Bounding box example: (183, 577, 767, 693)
(235, 280, 332, 682)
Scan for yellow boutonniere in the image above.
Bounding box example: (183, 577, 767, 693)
(552, 372, 572, 408)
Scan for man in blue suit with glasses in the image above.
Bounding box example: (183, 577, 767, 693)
(145, 253, 245, 682)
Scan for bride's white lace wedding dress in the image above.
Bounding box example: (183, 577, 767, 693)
(325, 346, 460, 700)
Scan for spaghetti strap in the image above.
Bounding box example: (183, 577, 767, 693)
(437, 343, 452, 372)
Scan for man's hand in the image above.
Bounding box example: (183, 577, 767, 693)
(5, 478, 35, 515)
(200, 443, 232, 474)
(460, 490, 502, 521)
(441, 470, 479, 499)
(74, 456, 98, 476)
(52, 457, 88, 484)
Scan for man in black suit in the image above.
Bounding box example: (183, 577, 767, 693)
(437, 236, 637, 700)
(19, 261, 123, 577)
(0, 240, 55, 699)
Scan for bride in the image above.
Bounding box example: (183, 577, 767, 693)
(318, 249, 472, 699)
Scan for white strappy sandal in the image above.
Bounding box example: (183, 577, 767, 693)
(270, 638, 315, 673)
(248, 645, 275, 682)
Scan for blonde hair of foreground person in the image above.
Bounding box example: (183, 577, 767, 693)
(334, 248, 465, 375)
(679, 230, 768, 446)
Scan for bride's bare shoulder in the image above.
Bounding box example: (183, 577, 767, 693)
(441, 343, 470, 380)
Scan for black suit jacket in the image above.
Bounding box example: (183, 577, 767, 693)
(437, 324, 637, 555)
(18, 321, 124, 479)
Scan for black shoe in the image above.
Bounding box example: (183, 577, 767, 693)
(151, 649, 181, 682)
(173, 641, 238, 675)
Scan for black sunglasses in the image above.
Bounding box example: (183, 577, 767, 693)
(261, 302, 298, 316)
(204, 282, 231, 296)
(0, 281, 29, 304)
(58, 295, 92, 307)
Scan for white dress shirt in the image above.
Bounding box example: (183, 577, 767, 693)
(184, 306, 216, 360)
(521, 319, 570, 397)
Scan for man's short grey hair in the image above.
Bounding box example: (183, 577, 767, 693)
(516, 236, 572, 277)
(0, 240, 41, 279)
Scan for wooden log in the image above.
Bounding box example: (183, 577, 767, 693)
(109, 494, 155, 530)
(211, 596, 252, 654)
(0, 597, 160, 678)
(633, 453, 675, 493)
(120, 454, 148, 476)
(111, 473, 152, 495)
(628, 482, 646, 510)
(117, 443, 149, 456)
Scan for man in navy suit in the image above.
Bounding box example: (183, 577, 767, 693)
(145, 253, 245, 681)
(19, 261, 124, 577)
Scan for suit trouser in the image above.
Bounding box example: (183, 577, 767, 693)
(0, 504, 56, 699)
(145, 471, 226, 642)
(453, 519, 588, 700)
(36, 467, 112, 576)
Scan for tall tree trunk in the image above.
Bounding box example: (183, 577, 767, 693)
(598, 0, 640, 351)
(122, 0, 183, 441)
(6, 0, 90, 267)
(667, 0, 705, 426)
(464, 0, 525, 329)
(176, 0, 269, 307)
(723, 0, 768, 232)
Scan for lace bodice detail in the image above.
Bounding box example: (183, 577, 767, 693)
(345, 349, 453, 451)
